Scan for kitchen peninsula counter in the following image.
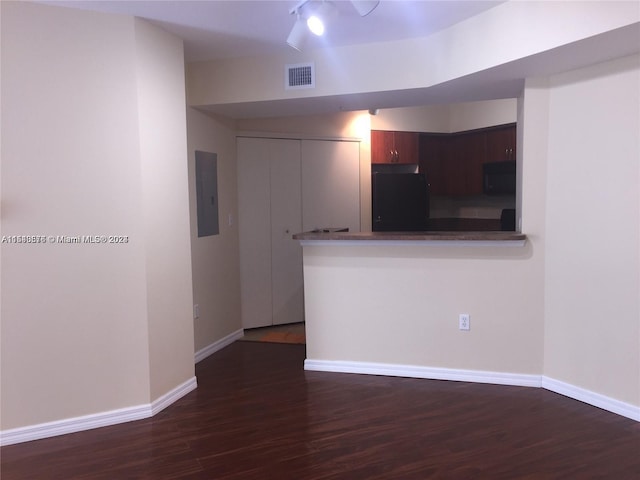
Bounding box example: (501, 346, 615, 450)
(293, 230, 526, 246)
(293, 227, 535, 385)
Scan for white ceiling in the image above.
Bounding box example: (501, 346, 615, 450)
(39, 1, 640, 118)
(41, 1, 504, 62)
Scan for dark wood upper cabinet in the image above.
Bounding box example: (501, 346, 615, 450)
(419, 123, 516, 196)
(419, 134, 449, 195)
(371, 130, 394, 164)
(453, 130, 486, 196)
(371, 130, 419, 164)
(486, 125, 516, 162)
(392, 131, 419, 164)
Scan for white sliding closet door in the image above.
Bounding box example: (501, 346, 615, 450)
(237, 138, 271, 329)
(237, 137, 303, 329)
(269, 142, 303, 326)
(301, 140, 361, 232)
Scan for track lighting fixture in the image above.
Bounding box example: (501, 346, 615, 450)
(287, 0, 380, 51)
(288, 1, 327, 51)
(287, 13, 309, 51)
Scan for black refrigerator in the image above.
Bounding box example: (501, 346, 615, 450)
(372, 173, 429, 231)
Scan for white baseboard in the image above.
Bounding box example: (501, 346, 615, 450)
(542, 376, 640, 422)
(304, 359, 640, 422)
(0, 376, 197, 447)
(194, 328, 244, 364)
(1, 327, 245, 447)
(150, 376, 197, 416)
(4, 356, 637, 447)
(304, 359, 541, 387)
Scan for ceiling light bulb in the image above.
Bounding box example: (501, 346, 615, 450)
(307, 15, 324, 36)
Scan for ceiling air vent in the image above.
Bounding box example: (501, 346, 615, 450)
(285, 62, 315, 90)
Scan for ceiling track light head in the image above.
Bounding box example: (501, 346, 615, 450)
(287, 13, 308, 51)
(287, 0, 332, 50)
(287, 0, 376, 51)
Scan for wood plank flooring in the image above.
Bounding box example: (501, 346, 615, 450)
(2, 341, 639, 479)
(239, 322, 306, 343)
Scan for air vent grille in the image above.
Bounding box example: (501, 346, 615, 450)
(285, 62, 315, 89)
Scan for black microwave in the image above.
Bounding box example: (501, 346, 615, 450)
(483, 161, 516, 195)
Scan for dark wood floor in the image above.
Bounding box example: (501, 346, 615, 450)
(2, 342, 639, 479)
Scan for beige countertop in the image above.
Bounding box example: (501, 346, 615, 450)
(293, 230, 526, 243)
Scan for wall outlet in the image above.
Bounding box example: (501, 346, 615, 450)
(459, 313, 470, 331)
(194, 304, 200, 320)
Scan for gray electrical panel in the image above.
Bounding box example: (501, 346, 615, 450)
(195, 151, 219, 237)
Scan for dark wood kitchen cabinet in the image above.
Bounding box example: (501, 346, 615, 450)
(451, 130, 486, 195)
(486, 124, 516, 162)
(421, 131, 485, 196)
(419, 133, 449, 195)
(419, 123, 515, 196)
(371, 130, 419, 164)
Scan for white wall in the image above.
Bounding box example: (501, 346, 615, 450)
(1, 1, 149, 429)
(448, 99, 517, 132)
(371, 99, 517, 133)
(1, 2, 194, 432)
(303, 242, 545, 374)
(187, 109, 242, 352)
(543, 54, 640, 405)
(371, 104, 451, 132)
(133, 18, 195, 400)
(237, 111, 370, 139)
